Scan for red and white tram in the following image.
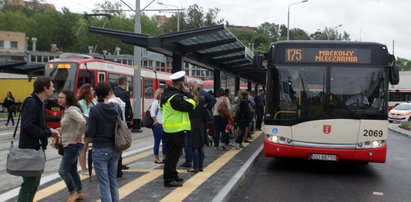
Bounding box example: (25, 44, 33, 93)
(44, 54, 201, 128)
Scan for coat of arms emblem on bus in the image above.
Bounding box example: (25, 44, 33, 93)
(323, 125, 331, 134)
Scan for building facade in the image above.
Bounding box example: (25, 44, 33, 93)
(0, 31, 26, 54)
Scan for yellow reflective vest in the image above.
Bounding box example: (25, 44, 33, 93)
(161, 94, 196, 133)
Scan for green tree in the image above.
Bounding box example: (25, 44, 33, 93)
(310, 27, 351, 41)
(289, 28, 310, 40)
(160, 4, 223, 33)
(228, 27, 256, 48)
(93, 0, 125, 17)
(396, 57, 411, 71)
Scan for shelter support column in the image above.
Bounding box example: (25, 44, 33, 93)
(172, 54, 184, 73)
(235, 77, 240, 96)
(247, 81, 252, 91)
(214, 70, 221, 95)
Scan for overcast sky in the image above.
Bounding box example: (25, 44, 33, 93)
(50, 0, 411, 59)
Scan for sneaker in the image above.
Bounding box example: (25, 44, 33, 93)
(244, 139, 252, 143)
(234, 143, 244, 149)
(80, 171, 89, 175)
(180, 162, 192, 168)
(220, 144, 227, 150)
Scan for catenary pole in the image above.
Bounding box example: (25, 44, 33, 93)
(132, 0, 142, 132)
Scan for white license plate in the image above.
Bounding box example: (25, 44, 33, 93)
(310, 154, 337, 161)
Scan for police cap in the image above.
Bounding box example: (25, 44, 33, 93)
(170, 71, 186, 82)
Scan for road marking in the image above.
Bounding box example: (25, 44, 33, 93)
(104, 170, 163, 202)
(160, 131, 262, 202)
(29, 149, 152, 201)
(373, 192, 384, 196)
(122, 150, 152, 164)
(34, 175, 90, 201)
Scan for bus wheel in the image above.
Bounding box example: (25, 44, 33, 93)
(388, 120, 393, 123)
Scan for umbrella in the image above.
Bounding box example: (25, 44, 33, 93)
(88, 146, 93, 182)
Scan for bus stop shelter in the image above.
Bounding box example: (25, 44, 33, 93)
(88, 24, 266, 93)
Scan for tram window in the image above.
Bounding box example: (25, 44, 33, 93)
(127, 76, 133, 97)
(77, 70, 95, 90)
(108, 73, 120, 89)
(144, 78, 153, 98)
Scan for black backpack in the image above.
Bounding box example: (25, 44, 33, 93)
(141, 108, 154, 128)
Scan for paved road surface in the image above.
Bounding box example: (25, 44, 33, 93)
(230, 130, 411, 202)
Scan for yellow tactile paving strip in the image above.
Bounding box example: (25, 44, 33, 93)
(33, 131, 262, 202)
(161, 131, 262, 202)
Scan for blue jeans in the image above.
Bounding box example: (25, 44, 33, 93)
(59, 143, 84, 193)
(93, 146, 121, 202)
(213, 116, 229, 147)
(152, 124, 167, 156)
(184, 132, 193, 163)
(192, 147, 204, 170)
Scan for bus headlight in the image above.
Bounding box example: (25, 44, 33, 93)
(356, 140, 386, 149)
(266, 134, 293, 145)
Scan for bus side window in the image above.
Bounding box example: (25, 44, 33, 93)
(108, 73, 120, 90)
(77, 70, 95, 90)
(144, 78, 153, 98)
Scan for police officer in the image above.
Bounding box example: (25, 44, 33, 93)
(160, 71, 196, 187)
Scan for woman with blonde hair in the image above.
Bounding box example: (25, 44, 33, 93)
(151, 88, 167, 164)
(77, 83, 97, 175)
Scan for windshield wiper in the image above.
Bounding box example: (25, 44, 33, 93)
(328, 93, 360, 119)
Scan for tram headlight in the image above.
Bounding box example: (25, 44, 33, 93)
(356, 140, 386, 149)
(266, 134, 293, 145)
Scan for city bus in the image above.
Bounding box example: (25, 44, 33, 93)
(256, 41, 399, 163)
(44, 53, 201, 128)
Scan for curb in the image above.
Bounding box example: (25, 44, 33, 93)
(388, 125, 411, 138)
(212, 144, 263, 202)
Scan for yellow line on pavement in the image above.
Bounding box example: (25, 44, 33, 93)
(33, 149, 152, 201)
(122, 150, 152, 164)
(96, 171, 163, 202)
(160, 131, 262, 202)
(34, 175, 89, 201)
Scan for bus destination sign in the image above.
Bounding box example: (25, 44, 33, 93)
(285, 48, 371, 64)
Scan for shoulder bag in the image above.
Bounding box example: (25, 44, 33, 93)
(114, 103, 132, 151)
(6, 96, 46, 177)
(217, 98, 231, 118)
(141, 108, 154, 128)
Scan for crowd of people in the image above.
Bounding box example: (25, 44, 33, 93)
(12, 72, 265, 202)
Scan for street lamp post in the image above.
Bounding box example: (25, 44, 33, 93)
(287, 0, 308, 41)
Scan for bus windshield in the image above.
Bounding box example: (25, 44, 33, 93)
(272, 65, 386, 121)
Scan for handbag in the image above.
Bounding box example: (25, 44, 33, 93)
(50, 136, 64, 155)
(217, 98, 231, 118)
(6, 96, 46, 177)
(113, 104, 132, 151)
(141, 109, 154, 128)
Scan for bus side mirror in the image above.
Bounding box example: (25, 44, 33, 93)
(253, 52, 266, 70)
(389, 65, 399, 85)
